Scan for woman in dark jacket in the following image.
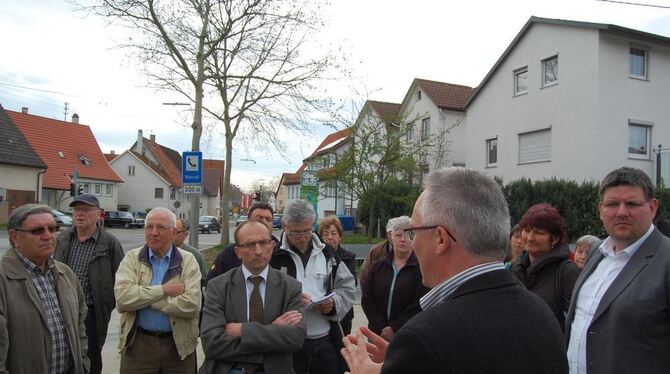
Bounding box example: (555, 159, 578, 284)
(511, 203, 581, 331)
(318, 215, 358, 335)
(362, 216, 429, 342)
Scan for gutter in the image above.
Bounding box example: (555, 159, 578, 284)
(36, 168, 46, 203)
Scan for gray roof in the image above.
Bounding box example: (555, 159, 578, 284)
(0, 105, 46, 169)
(466, 16, 670, 108)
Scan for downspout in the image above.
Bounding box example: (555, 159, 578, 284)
(36, 168, 46, 203)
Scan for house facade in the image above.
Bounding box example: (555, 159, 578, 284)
(0, 105, 47, 224)
(7, 108, 122, 212)
(465, 17, 670, 184)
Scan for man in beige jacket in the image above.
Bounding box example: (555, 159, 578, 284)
(115, 207, 201, 373)
(0, 204, 89, 374)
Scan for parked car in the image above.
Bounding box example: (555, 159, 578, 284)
(199, 216, 221, 233)
(131, 211, 146, 227)
(51, 209, 73, 226)
(104, 210, 134, 228)
(273, 214, 283, 229)
(235, 215, 248, 227)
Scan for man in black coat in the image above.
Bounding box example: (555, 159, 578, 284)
(341, 167, 568, 374)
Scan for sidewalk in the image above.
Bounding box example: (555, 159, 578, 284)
(102, 303, 368, 373)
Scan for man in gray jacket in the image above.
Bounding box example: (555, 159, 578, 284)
(0, 204, 89, 373)
(55, 193, 124, 374)
(200, 220, 306, 373)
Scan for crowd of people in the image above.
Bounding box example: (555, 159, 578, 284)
(1, 165, 669, 374)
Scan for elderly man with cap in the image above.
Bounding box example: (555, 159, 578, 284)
(55, 193, 124, 374)
(0, 204, 89, 373)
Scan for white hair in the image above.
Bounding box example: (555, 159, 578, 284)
(146, 207, 177, 228)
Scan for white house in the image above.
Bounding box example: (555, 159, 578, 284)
(465, 17, 670, 184)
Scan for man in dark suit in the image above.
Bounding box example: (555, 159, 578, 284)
(341, 167, 568, 374)
(200, 220, 306, 374)
(566, 167, 670, 374)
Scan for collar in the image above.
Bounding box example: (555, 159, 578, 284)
(599, 224, 654, 258)
(148, 246, 173, 262)
(13, 247, 55, 274)
(71, 223, 100, 242)
(241, 264, 269, 281)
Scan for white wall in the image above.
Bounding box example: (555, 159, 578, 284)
(0, 164, 41, 191)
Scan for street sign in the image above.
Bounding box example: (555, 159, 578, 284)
(183, 185, 202, 194)
(182, 151, 203, 184)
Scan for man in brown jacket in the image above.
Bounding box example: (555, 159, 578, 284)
(0, 204, 89, 373)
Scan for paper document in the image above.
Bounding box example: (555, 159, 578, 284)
(305, 293, 335, 310)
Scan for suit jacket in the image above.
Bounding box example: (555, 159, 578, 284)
(381, 269, 567, 374)
(565, 228, 670, 374)
(199, 266, 306, 374)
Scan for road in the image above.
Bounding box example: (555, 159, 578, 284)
(0, 222, 239, 255)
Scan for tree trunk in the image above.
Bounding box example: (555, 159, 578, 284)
(219, 127, 234, 245)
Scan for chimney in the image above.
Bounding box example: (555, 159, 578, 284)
(136, 130, 144, 154)
(71, 113, 79, 124)
(150, 134, 156, 143)
(110, 150, 115, 155)
(21, 107, 28, 114)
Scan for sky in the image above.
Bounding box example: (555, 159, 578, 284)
(2, 0, 670, 190)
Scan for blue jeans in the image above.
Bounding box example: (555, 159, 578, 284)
(293, 335, 340, 374)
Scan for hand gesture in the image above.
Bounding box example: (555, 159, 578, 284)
(162, 282, 185, 297)
(344, 327, 388, 364)
(341, 328, 383, 374)
(273, 310, 303, 326)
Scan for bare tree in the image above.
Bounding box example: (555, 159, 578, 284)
(204, 0, 337, 244)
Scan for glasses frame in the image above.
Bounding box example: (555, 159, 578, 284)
(404, 225, 457, 242)
(14, 225, 60, 236)
(236, 239, 275, 250)
(285, 229, 313, 237)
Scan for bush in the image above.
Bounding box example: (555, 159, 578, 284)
(357, 180, 420, 236)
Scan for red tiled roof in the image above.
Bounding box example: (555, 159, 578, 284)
(284, 164, 306, 185)
(412, 78, 474, 111)
(104, 153, 118, 162)
(8, 110, 123, 190)
(306, 128, 352, 160)
(144, 139, 182, 187)
(367, 101, 401, 122)
(203, 159, 225, 195)
(130, 150, 175, 186)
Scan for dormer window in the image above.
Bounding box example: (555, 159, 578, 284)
(79, 155, 91, 166)
(58, 151, 65, 158)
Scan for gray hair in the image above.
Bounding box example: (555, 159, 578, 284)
(385, 217, 397, 232)
(8, 204, 53, 231)
(599, 167, 654, 201)
(176, 218, 189, 231)
(389, 216, 411, 232)
(146, 207, 176, 228)
(576, 235, 600, 248)
(420, 167, 510, 259)
(283, 199, 316, 225)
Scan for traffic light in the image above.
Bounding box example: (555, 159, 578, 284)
(77, 184, 84, 196)
(69, 183, 76, 197)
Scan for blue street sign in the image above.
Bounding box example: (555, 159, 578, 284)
(182, 151, 203, 184)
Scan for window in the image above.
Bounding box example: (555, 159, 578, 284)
(519, 128, 551, 164)
(155, 188, 164, 199)
(630, 47, 648, 79)
(94, 184, 102, 196)
(128, 165, 135, 176)
(542, 55, 558, 86)
(79, 155, 91, 166)
(406, 124, 415, 141)
(82, 183, 90, 194)
(416, 90, 422, 101)
(514, 67, 528, 95)
(170, 188, 176, 200)
(105, 184, 113, 196)
(629, 122, 651, 159)
(421, 118, 431, 139)
(486, 138, 498, 167)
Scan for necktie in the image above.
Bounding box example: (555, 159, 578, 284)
(249, 276, 263, 323)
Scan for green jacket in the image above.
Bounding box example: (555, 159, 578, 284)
(0, 249, 90, 374)
(55, 225, 124, 347)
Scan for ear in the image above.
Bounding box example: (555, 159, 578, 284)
(234, 247, 241, 259)
(8, 230, 18, 247)
(434, 226, 453, 255)
(650, 198, 659, 216)
(552, 236, 560, 247)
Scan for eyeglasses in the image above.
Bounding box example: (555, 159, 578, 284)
(237, 239, 274, 249)
(286, 229, 312, 237)
(14, 225, 59, 235)
(601, 200, 650, 211)
(145, 224, 173, 232)
(73, 207, 98, 213)
(403, 225, 457, 242)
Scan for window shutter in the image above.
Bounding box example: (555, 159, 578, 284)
(519, 129, 551, 163)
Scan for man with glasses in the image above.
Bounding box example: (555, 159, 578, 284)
(115, 207, 202, 373)
(341, 167, 567, 374)
(270, 199, 355, 374)
(566, 167, 670, 374)
(55, 193, 124, 374)
(174, 218, 207, 281)
(200, 220, 306, 374)
(0, 204, 89, 373)
(206, 202, 277, 285)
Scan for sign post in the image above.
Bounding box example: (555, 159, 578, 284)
(182, 151, 203, 248)
(300, 170, 319, 225)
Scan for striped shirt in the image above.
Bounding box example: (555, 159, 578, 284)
(67, 226, 100, 306)
(15, 248, 71, 374)
(420, 262, 505, 311)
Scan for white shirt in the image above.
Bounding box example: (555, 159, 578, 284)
(567, 224, 654, 374)
(241, 264, 269, 321)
